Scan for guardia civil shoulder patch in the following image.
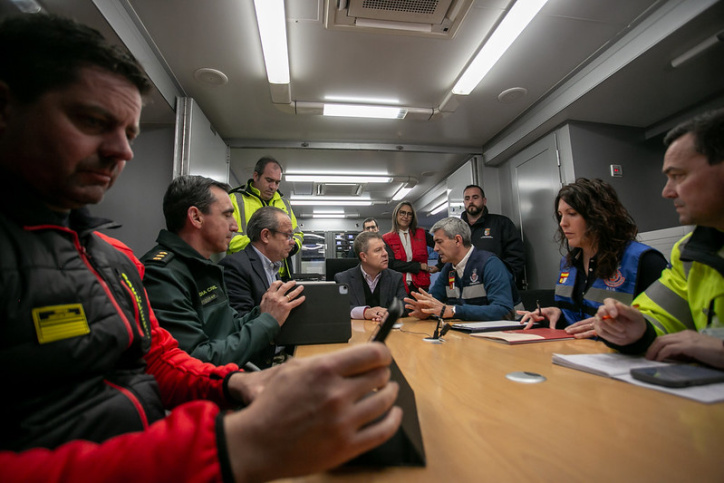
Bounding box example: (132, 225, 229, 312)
(32, 304, 90, 344)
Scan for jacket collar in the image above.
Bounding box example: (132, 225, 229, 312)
(680, 226, 724, 277)
(241, 180, 285, 201)
(461, 206, 489, 227)
(155, 229, 212, 264)
(0, 168, 119, 234)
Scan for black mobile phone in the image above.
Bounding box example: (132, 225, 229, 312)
(630, 365, 724, 388)
(369, 298, 403, 343)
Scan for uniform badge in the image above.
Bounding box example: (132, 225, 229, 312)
(33, 304, 90, 344)
(604, 269, 626, 288)
(484, 228, 491, 237)
(470, 268, 479, 284)
(448, 272, 456, 290)
(559, 272, 569, 284)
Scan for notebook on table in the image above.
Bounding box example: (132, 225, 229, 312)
(472, 328, 574, 344)
(276, 281, 351, 345)
(451, 320, 540, 333)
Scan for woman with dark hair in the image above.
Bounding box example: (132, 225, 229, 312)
(518, 178, 668, 338)
(383, 201, 437, 293)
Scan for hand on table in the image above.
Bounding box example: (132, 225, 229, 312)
(646, 330, 724, 369)
(517, 306, 562, 330)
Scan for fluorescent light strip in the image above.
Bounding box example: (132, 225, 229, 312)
(323, 104, 406, 119)
(253, 0, 290, 84)
(392, 187, 413, 201)
(292, 195, 370, 201)
(313, 214, 348, 219)
(453, 0, 549, 95)
(430, 202, 449, 215)
(286, 175, 392, 183)
(288, 170, 390, 176)
(325, 95, 401, 105)
(12, 0, 42, 13)
(313, 209, 344, 214)
(292, 200, 372, 206)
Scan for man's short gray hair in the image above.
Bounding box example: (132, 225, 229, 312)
(247, 206, 287, 242)
(430, 217, 472, 247)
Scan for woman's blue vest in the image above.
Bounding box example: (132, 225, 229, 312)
(555, 241, 652, 326)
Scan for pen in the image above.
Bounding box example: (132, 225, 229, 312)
(600, 304, 639, 320)
(537, 299, 542, 317)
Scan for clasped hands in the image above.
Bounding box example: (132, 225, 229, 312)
(364, 306, 388, 322)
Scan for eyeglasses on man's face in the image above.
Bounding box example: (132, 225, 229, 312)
(271, 229, 295, 241)
(398, 210, 413, 218)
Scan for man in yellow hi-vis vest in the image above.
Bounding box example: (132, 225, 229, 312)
(594, 109, 724, 369)
(228, 157, 303, 280)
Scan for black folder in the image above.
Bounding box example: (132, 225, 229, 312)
(275, 282, 351, 345)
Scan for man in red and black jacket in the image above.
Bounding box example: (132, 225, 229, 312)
(0, 14, 401, 483)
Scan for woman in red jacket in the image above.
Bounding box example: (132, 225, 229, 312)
(383, 201, 438, 293)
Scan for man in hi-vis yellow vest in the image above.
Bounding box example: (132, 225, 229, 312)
(228, 157, 303, 280)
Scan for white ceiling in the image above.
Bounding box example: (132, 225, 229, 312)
(3, 0, 723, 225)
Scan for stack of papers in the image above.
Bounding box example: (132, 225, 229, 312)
(552, 353, 724, 403)
(472, 328, 574, 344)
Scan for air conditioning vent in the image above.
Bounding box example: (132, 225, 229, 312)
(326, 0, 475, 39)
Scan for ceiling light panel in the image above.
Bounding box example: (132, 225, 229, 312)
(253, 0, 290, 85)
(323, 104, 406, 119)
(452, 0, 549, 95)
(286, 175, 392, 183)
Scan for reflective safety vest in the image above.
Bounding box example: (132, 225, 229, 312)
(555, 241, 653, 326)
(227, 181, 302, 279)
(635, 227, 724, 336)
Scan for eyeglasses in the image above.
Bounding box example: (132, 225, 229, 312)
(270, 229, 295, 241)
(398, 210, 413, 217)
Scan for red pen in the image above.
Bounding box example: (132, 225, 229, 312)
(601, 304, 639, 320)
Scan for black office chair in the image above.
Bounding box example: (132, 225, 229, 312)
(324, 257, 359, 281)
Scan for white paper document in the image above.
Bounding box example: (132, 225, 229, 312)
(552, 353, 724, 404)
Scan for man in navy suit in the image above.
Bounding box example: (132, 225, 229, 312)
(335, 231, 407, 321)
(220, 206, 296, 316)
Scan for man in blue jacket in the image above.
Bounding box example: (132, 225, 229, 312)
(405, 217, 520, 321)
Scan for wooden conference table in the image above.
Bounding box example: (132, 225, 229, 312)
(276, 318, 724, 483)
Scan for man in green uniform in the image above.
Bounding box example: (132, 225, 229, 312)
(141, 175, 304, 367)
(595, 109, 724, 369)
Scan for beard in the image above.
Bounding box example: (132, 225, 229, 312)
(466, 204, 482, 216)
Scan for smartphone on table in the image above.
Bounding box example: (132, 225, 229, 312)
(369, 298, 403, 343)
(630, 364, 724, 388)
